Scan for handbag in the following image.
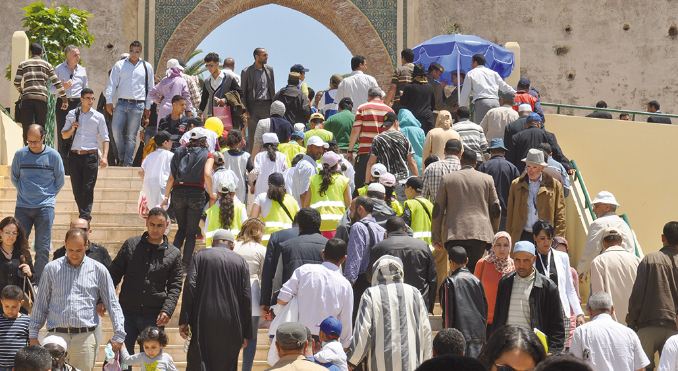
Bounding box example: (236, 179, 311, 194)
(212, 105, 233, 131)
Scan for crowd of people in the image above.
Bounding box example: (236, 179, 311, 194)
(3, 39, 677, 371)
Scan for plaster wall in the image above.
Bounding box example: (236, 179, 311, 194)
(411, 0, 678, 114)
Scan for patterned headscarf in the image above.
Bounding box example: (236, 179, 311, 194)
(486, 231, 515, 275)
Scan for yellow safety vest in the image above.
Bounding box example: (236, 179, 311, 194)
(309, 173, 349, 231)
(403, 197, 433, 245)
(204, 200, 246, 247)
(262, 194, 299, 245)
(391, 199, 404, 216)
(278, 142, 307, 168)
(357, 185, 367, 196)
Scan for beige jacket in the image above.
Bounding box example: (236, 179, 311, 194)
(590, 246, 640, 325)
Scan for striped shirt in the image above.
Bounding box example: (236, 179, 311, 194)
(0, 314, 30, 367)
(353, 100, 394, 155)
(421, 155, 461, 200)
(13, 56, 66, 102)
(29, 257, 126, 342)
(507, 269, 535, 329)
(370, 130, 413, 181)
(348, 257, 432, 371)
(391, 63, 414, 104)
(453, 120, 488, 162)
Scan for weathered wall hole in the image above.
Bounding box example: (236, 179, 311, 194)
(554, 45, 570, 56)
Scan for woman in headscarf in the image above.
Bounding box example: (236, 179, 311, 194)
(398, 108, 425, 174)
(148, 66, 193, 127)
(473, 231, 514, 330)
(422, 110, 461, 169)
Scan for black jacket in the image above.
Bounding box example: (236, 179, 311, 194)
(108, 233, 183, 316)
(439, 267, 488, 358)
(509, 127, 553, 172)
(400, 82, 435, 132)
(478, 155, 520, 216)
(241, 64, 275, 110)
(492, 271, 565, 352)
(260, 227, 299, 306)
(274, 85, 310, 125)
(280, 233, 327, 282)
(647, 114, 672, 125)
(0, 247, 34, 289)
(53, 242, 112, 267)
(370, 231, 437, 313)
(586, 111, 613, 119)
(503, 117, 527, 155)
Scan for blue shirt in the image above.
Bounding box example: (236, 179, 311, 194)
(29, 257, 126, 342)
(63, 108, 110, 150)
(54, 62, 88, 98)
(344, 215, 386, 283)
(11, 146, 64, 208)
(105, 58, 155, 109)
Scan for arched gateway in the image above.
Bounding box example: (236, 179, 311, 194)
(156, 0, 397, 85)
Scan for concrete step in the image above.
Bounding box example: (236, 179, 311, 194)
(0, 176, 144, 190)
(93, 361, 270, 371)
(0, 187, 141, 202)
(49, 211, 146, 227)
(0, 199, 140, 214)
(99, 328, 272, 346)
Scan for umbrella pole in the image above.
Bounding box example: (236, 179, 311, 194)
(456, 52, 461, 108)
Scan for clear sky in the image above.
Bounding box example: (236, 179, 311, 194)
(195, 4, 353, 93)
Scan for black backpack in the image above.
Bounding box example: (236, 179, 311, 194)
(174, 146, 208, 185)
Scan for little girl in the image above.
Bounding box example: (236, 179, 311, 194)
(119, 326, 177, 371)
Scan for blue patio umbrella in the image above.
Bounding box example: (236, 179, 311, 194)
(412, 34, 515, 102)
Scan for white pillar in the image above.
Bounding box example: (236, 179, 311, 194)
(504, 42, 520, 87)
(11, 31, 30, 116)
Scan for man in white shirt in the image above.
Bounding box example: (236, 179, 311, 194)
(578, 191, 640, 275)
(277, 238, 354, 348)
(658, 334, 678, 371)
(459, 54, 515, 124)
(570, 292, 649, 371)
(335, 56, 379, 113)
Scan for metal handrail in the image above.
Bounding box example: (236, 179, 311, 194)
(542, 102, 678, 121)
(570, 160, 595, 220)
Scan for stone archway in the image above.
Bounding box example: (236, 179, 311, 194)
(158, 0, 394, 86)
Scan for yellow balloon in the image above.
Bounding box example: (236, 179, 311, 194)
(205, 117, 224, 136)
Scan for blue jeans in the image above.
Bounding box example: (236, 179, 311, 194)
(242, 316, 260, 371)
(112, 100, 145, 166)
(14, 206, 54, 281)
(123, 311, 160, 358)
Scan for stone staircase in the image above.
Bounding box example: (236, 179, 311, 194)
(0, 165, 443, 370)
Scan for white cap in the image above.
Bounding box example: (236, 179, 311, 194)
(294, 123, 306, 132)
(166, 58, 184, 71)
(42, 335, 68, 350)
(370, 163, 388, 177)
(263, 132, 279, 145)
(518, 103, 533, 112)
(591, 191, 620, 206)
(190, 129, 206, 140)
(306, 136, 329, 148)
(219, 178, 237, 193)
(367, 183, 386, 194)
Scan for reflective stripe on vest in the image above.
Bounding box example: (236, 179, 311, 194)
(404, 197, 433, 245)
(262, 194, 299, 244)
(204, 200, 246, 247)
(309, 173, 349, 231)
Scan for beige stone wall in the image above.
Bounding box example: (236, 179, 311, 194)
(410, 0, 678, 113)
(0, 0, 139, 109)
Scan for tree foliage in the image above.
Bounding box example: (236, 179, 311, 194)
(183, 49, 207, 77)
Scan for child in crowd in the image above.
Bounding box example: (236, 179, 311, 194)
(119, 326, 177, 371)
(402, 176, 433, 245)
(278, 130, 306, 168)
(42, 335, 77, 371)
(356, 163, 388, 196)
(0, 285, 30, 369)
(378, 172, 403, 216)
(314, 316, 347, 371)
(222, 129, 251, 204)
(439, 246, 488, 358)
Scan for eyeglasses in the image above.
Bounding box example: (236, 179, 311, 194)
(26, 139, 43, 145)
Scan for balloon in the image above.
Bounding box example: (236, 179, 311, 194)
(205, 117, 224, 136)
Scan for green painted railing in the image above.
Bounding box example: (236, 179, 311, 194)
(542, 102, 678, 121)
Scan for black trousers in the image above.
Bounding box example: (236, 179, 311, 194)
(354, 154, 370, 190)
(69, 152, 99, 220)
(445, 239, 490, 273)
(56, 98, 80, 174)
(18, 99, 48, 143)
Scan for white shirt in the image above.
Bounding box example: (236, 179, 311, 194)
(335, 71, 379, 113)
(658, 334, 678, 371)
(254, 193, 274, 217)
(252, 151, 288, 196)
(578, 213, 640, 274)
(480, 105, 519, 141)
(212, 167, 239, 195)
(459, 65, 515, 107)
(141, 149, 174, 209)
(341, 158, 355, 194)
(570, 313, 649, 371)
(180, 127, 218, 152)
(224, 68, 241, 85)
(284, 156, 317, 205)
(234, 241, 267, 316)
(223, 150, 251, 204)
(277, 262, 354, 347)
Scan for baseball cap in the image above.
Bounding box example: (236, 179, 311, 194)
(518, 104, 533, 112)
(306, 136, 329, 148)
(379, 172, 397, 187)
(518, 77, 531, 87)
(602, 227, 622, 239)
(319, 316, 342, 337)
(294, 123, 307, 132)
(219, 178, 237, 194)
(190, 130, 206, 140)
(310, 112, 325, 121)
(291, 130, 305, 140)
(526, 112, 542, 124)
(276, 322, 308, 350)
(42, 335, 68, 350)
(382, 112, 397, 128)
(370, 163, 388, 177)
(212, 229, 235, 243)
(268, 172, 285, 187)
(513, 241, 536, 256)
(405, 177, 423, 192)
(322, 151, 342, 168)
(444, 139, 463, 153)
(367, 183, 386, 194)
(262, 132, 279, 145)
(290, 64, 309, 73)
